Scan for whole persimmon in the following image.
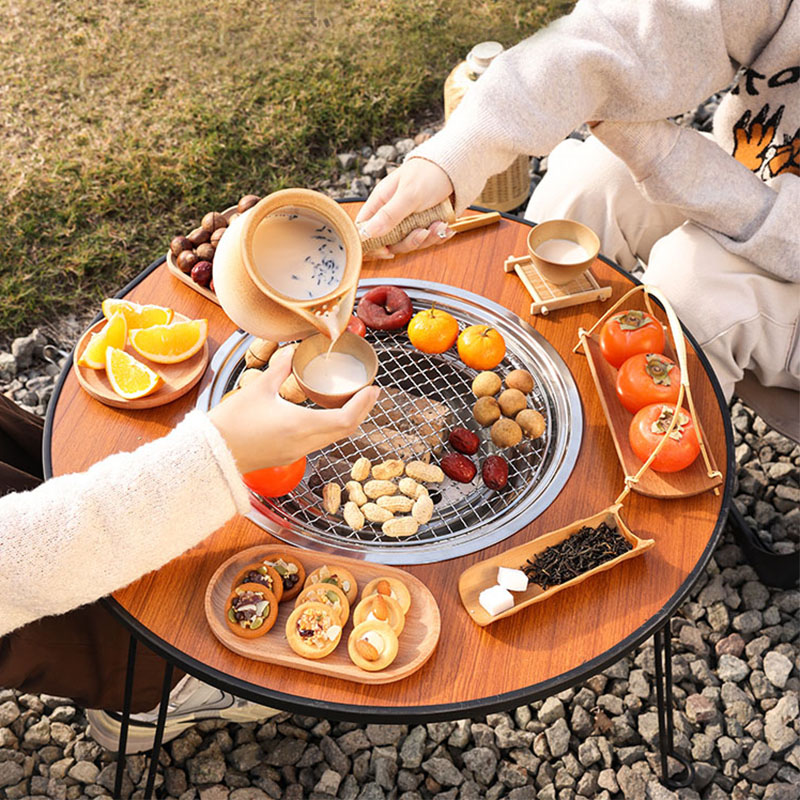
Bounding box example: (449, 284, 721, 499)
(457, 325, 506, 370)
(407, 307, 459, 354)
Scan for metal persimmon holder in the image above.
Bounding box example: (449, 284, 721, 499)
(573, 283, 722, 506)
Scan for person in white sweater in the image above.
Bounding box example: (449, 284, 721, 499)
(0, 346, 379, 749)
(357, 0, 799, 403)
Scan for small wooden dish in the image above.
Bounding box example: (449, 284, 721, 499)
(164, 206, 238, 306)
(205, 545, 441, 684)
(72, 315, 209, 409)
(458, 505, 654, 627)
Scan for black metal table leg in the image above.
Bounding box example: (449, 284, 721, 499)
(653, 620, 694, 789)
(114, 636, 138, 798)
(143, 661, 174, 799)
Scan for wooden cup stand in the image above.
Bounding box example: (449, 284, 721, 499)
(504, 253, 612, 316)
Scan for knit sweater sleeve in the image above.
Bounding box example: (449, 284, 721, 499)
(592, 120, 800, 282)
(0, 411, 250, 637)
(411, 0, 790, 212)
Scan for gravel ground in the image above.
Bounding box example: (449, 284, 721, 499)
(0, 98, 798, 800)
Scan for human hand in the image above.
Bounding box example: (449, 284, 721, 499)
(355, 158, 455, 258)
(208, 347, 379, 474)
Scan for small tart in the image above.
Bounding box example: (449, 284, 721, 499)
(231, 563, 284, 602)
(353, 593, 405, 636)
(262, 554, 306, 601)
(225, 583, 279, 639)
(347, 620, 399, 672)
(294, 583, 350, 626)
(361, 576, 411, 615)
(304, 564, 357, 605)
(286, 601, 342, 659)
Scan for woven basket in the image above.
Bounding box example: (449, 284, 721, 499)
(361, 199, 456, 251)
(477, 154, 531, 212)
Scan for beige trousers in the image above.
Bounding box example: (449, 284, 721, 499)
(526, 136, 800, 402)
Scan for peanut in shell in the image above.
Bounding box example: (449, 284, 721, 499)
(405, 461, 444, 483)
(363, 479, 398, 499)
(376, 495, 414, 513)
(345, 481, 368, 507)
(411, 493, 434, 525)
(398, 477, 427, 498)
(322, 484, 341, 515)
(381, 517, 419, 538)
(371, 459, 405, 481)
(343, 501, 365, 531)
(350, 457, 371, 482)
(361, 502, 394, 523)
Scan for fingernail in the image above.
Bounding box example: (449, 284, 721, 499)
(358, 223, 370, 239)
(437, 225, 452, 239)
(412, 229, 428, 247)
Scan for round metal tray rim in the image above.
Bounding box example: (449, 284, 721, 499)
(198, 278, 583, 565)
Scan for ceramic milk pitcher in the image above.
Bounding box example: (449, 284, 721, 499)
(214, 189, 362, 341)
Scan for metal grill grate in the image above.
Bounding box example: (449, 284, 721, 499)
(198, 279, 582, 564)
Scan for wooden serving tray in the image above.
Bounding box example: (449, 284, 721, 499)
(205, 545, 441, 684)
(164, 205, 239, 306)
(72, 315, 209, 409)
(458, 505, 654, 627)
(581, 333, 722, 499)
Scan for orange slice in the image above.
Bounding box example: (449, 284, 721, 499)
(129, 319, 208, 364)
(101, 298, 174, 329)
(78, 313, 128, 370)
(106, 347, 163, 399)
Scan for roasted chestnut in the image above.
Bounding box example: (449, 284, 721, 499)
(176, 250, 199, 275)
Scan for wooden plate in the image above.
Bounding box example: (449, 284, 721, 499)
(72, 315, 209, 409)
(164, 205, 239, 306)
(205, 545, 441, 684)
(458, 505, 655, 627)
(581, 334, 723, 498)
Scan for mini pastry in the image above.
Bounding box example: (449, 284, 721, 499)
(294, 583, 350, 626)
(304, 564, 357, 605)
(262, 555, 305, 601)
(225, 583, 279, 638)
(352, 592, 405, 636)
(285, 602, 342, 659)
(347, 620, 399, 672)
(231, 563, 284, 602)
(361, 576, 411, 615)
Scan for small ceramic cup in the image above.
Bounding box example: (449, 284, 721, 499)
(527, 219, 600, 285)
(292, 331, 378, 409)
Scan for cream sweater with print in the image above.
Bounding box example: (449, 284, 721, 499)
(0, 411, 250, 637)
(413, 0, 799, 282)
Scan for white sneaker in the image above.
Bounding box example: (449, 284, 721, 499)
(86, 675, 279, 754)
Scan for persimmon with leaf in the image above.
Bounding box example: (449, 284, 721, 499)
(616, 353, 681, 413)
(599, 310, 664, 368)
(629, 403, 700, 473)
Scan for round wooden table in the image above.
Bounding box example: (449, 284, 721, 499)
(45, 203, 733, 726)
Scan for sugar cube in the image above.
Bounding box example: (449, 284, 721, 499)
(478, 584, 514, 616)
(497, 566, 529, 592)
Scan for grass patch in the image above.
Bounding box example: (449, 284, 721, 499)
(1, 0, 572, 340)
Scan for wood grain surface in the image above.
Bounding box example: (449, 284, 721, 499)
(205, 546, 440, 684)
(48, 204, 730, 715)
(72, 315, 209, 410)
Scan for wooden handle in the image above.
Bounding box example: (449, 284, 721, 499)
(449, 212, 502, 233)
